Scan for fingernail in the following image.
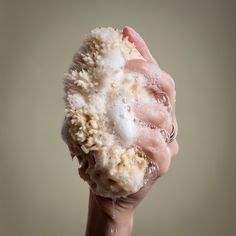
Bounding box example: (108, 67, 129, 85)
(125, 26, 140, 37)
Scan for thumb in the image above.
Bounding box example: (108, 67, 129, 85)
(122, 26, 157, 64)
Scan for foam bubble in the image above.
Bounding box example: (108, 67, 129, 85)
(63, 27, 151, 198)
(67, 94, 85, 108)
(108, 97, 138, 145)
(102, 48, 125, 70)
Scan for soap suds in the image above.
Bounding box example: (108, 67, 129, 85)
(108, 97, 137, 145)
(62, 27, 155, 198)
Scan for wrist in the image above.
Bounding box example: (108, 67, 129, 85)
(85, 191, 134, 236)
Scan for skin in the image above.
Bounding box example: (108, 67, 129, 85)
(85, 26, 179, 236)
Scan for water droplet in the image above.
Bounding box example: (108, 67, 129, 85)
(155, 93, 169, 106)
(149, 163, 158, 180)
(143, 178, 148, 186)
(167, 105, 172, 113)
(110, 199, 118, 235)
(111, 199, 116, 220)
(144, 160, 159, 185)
(111, 227, 118, 234)
(160, 129, 170, 143)
(122, 97, 127, 103)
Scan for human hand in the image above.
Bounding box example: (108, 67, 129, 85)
(86, 26, 179, 236)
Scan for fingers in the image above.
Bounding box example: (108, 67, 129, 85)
(168, 140, 179, 159)
(133, 102, 172, 132)
(159, 70, 176, 108)
(122, 26, 157, 64)
(135, 127, 172, 176)
(121, 27, 179, 175)
(125, 59, 176, 108)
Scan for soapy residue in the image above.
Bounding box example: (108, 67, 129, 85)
(62, 27, 157, 198)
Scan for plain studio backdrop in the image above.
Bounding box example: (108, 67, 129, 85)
(1, 0, 235, 235)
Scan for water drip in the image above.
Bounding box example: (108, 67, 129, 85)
(111, 198, 117, 219)
(110, 198, 118, 235)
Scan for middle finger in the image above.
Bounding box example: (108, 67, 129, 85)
(124, 59, 176, 108)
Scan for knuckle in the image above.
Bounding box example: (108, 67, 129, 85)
(148, 151, 170, 176)
(170, 141, 179, 159)
(168, 77, 175, 91)
(174, 141, 179, 156)
(139, 60, 150, 74)
(125, 59, 149, 75)
(158, 162, 170, 176)
(152, 137, 161, 147)
(164, 72, 175, 90)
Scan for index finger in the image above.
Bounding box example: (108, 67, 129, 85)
(122, 26, 157, 64)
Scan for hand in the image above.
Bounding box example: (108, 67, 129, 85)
(86, 26, 179, 236)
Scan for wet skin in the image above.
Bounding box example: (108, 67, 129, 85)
(85, 26, 179, 236)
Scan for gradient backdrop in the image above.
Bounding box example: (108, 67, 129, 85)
(1, 0, 236, 235)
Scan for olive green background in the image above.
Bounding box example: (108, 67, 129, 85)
(1, 0, 235, 235)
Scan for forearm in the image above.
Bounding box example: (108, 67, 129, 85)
(85, 192, 134, 236)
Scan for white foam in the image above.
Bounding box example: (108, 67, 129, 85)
(67, 94, 85, 108)
(64, 27, 151, 198)
(108, 97, 138, 145)
(87, 92, 107, 114)
(148, 63, 163, 79)
(102, 49, 125, 70)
